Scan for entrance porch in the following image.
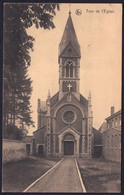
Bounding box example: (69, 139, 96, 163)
(58, 128, 80, 157)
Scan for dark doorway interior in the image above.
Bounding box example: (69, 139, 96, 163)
(26, 144, 30, 155)
(93, 146, 102, 158)
(64, 141, 74, 155)
(38, 145, 44, 157)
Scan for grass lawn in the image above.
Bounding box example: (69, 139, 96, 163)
(2, 156, 60, 192)
(77, 157, 121, 193)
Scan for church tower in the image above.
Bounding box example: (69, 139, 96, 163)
(35, 10, 93, 159)
(58, 11, 81, 100)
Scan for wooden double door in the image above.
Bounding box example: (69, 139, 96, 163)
(64, 141, 74, 155)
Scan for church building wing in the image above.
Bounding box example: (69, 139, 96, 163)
(34, 12, 93, 158)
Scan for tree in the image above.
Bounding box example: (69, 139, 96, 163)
(3, 3, 60, 138)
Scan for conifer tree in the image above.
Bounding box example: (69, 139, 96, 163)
(3, 3, 59, 138)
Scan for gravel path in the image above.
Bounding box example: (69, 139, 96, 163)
(26, 157, 83, 192)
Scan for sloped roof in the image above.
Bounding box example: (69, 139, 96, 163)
(99, 122, 107, 133)
(50, 91, 59, 108)
(50, 92, 88, 110)
(33, 126, 46, 134)
(80, 94, 88, 111)
(50, 92, 88, 117)
(59, 12, 81, 59)
(105, 110, 121, 120)
(22, 136, 33, 143)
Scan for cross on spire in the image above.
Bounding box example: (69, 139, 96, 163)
(69, 3, 71, 14)
(67, 83, 72, 91)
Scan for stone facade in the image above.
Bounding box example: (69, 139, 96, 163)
(2, 139, 27, 163)
(34, 12, 93, 158)
(23, 136, 33, 155)
(102, 129, 121, 162)
(102, 107, 121, 162)
(33, 127, 46, 156)
(92, 128, 102, 158)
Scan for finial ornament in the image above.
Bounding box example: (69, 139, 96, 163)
(88, 90, 91, 99)
(69, 4, 71, 15)
(47, 90, 51, 99)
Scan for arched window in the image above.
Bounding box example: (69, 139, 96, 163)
(65, 61, 74, 77)
(70, 65, 73, 77)
(66, 64, 69, 77)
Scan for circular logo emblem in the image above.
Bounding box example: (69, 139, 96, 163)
(75, 9, 82, 15)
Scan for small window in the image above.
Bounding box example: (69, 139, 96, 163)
(70, 65, 73, 77)
(115, 135, 117, 147)
(111, 135, 114, 147)
(67, 94, 71, 101)
(118, 118, 121, 126)
(107, 136, 110, 147)
(65, 61, 74, 78)
(112, 120, 114, 127)
(66, 64, 69, 77)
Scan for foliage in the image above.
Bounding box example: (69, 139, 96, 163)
(3, 3, 59, 137)
(3, 125, 24, 140)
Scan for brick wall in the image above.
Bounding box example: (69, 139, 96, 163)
(33, 126, 45, 144)
(33, 127, 46, 155)
(2, 139, 27, 164)
(102, 129, 121, 162)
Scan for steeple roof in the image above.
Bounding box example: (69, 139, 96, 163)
(59, 12, 81, 59)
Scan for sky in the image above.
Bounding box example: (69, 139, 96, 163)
(27, 3, 122, 135)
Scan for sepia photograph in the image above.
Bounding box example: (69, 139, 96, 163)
(2, 3, 122, 193)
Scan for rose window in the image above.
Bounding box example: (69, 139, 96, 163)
(63, 110, 76, 124)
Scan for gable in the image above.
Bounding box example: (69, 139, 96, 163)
(60, 42, 80, 58)
(50, 91, 59, 108)
(51, 92, 88, 117)
(80, 94, 88, 112)
(33, 126, 46, 144)
(58, 126, 80, 136)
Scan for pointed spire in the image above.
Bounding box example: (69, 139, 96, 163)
(88, 90, 91, 99)
(88, 91, 92, 117)
(69, 3, 71, 15)
(47, 90, 51, 99)
(59, 12, 81, 59)
(37, 99, 41, 112)
(46, 90, 51, 112)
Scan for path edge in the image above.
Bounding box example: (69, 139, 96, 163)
(75, 158, 87, 193)
(23, 158, 64, 192)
